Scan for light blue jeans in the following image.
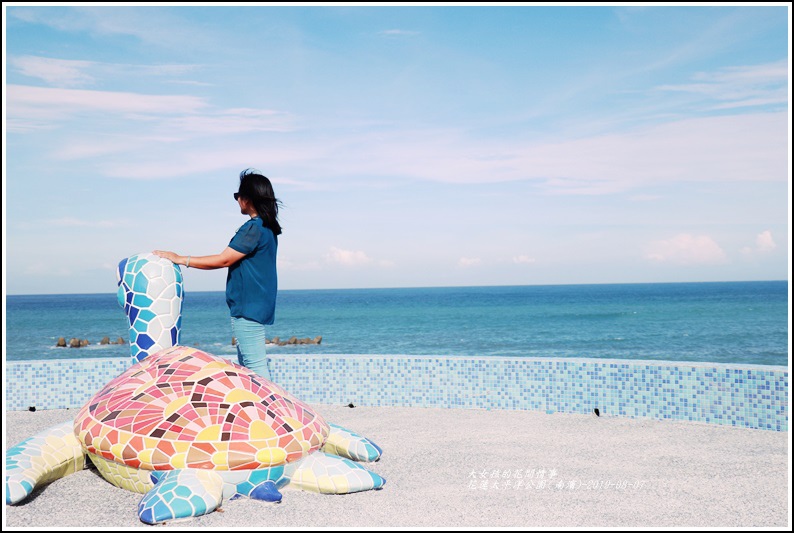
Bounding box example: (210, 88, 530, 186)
(230, 316, 272, 381)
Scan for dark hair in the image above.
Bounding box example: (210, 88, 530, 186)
(238, 168, 283, 236)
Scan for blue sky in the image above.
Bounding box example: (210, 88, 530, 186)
(3, 4, 790, 294)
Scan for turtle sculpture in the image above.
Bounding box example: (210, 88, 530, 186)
(6, 254, 385, 524)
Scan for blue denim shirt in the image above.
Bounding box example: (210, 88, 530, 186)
(225, 217, 278, 325)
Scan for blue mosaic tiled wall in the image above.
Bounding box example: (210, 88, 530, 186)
(3, 355, 788, 431)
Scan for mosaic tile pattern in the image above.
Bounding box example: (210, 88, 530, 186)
(116, 253, 183, 364)
(5, 358, 129, 411)
(324, 423, 384, 462)
(5, 420, 86, 504)
(286, 452, 386, 494)
(89, 451, 155, 493)
(138, 469, 224, 525)
(271, 355, 789, 432)
(5, 348, 385, 524)
(74, 345, 329, 471)
(4, 356, 788, 431)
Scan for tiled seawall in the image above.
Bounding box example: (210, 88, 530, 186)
(3, 355, 788, 432)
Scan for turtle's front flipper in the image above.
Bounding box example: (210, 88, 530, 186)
(287, 452, 386, 494)
(321, 423, 383, 462)
(5, 420, 85, 505)
(138, 470, 224, 524)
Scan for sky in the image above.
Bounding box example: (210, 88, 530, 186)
(2, 3, 791, 295)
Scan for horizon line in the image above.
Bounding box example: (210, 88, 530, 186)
(4, 278, 788, 298)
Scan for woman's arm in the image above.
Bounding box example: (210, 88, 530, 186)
(152, 247, 246, 270)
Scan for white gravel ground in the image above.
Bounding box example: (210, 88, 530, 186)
(3, 404, 791, 529)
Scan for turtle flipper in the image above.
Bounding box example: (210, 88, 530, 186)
(5, 420, 86, 505)
(321, 423, 383, 462)
(287, 452, 386, 494)
(249, 480, 283, 502)
(138, 470, 224, 524)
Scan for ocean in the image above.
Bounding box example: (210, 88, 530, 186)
(3, 281, 789, 367)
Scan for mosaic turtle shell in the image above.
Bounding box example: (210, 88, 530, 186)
(74, 346, 329, 471)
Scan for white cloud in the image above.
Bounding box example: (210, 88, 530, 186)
(741, 230, 777, 255)
(300, 112, 786, 193)
(9, 7, 213, 50)
(7, 84, 292, 145)
(165, 109, 293, 135)
(52, 136, 181, 160)
(655, 60, 788, 111)
(48, 217, 132, 229)
(277, 257, 321, 271)
(7, 84, 208, 117)
(5, 118, 57, 133)
(512, 112, 786, 193)
(645, 234, 727, 265)
(458, 257, 482, 268)
(8, 67, 785, 196)
(40, 108, 780, 189)
(629, 194, 663, 202)
(512, 255, 536, 265)
(754, 230, 777, 252)
(9, 217, 132, 230)
(167, 79, 214, 87)
(379, 29, 418, 36)
(324, 247, 392, 268)
(10, 56, 96, 87)
(98, 145, 311, 180)
(8, 54, 210, 89)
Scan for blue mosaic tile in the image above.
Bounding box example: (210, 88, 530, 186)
(3, 355, 788, 432)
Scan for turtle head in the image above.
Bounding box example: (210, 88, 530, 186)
(117, 253, 183, 364)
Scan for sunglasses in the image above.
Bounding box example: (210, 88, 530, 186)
(234, 193, 241, 201)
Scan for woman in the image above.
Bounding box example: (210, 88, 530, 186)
(153, 168, 281, 381)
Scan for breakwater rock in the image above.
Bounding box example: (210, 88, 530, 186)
(56, 336, 126, 348)
(230, 335, 323, 346)
(269, 336, 323, 346)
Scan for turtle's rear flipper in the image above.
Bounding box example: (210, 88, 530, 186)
(321, 423, 383, 462)
(5, 420, 86, 505)
(249, 480, 283, 502)
(287, 452, 386, 494)
(138, 469, 224, 524)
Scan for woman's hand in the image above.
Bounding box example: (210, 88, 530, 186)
(152, 250, 183, 265)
